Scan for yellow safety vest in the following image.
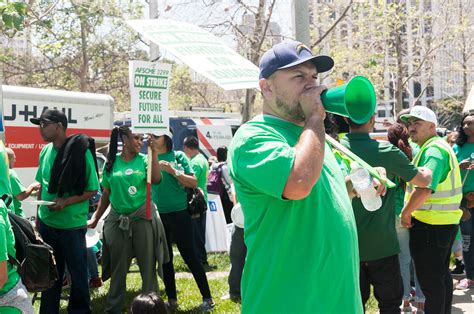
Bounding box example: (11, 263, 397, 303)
(405, 136, 462, 225)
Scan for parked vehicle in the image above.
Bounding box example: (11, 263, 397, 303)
(114, 110, 241, 158)
(0, 85, 114, 220)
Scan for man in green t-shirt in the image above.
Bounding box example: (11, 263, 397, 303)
(229, 40, 363, 313)
(341, 115, 432, 312)
(183, 136, 210, 267)
(30, 109, 99, 314)
(400, 106, 463, 313)
(6, 148, 40, 218)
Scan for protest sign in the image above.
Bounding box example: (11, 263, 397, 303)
(129, 60, 172, 135)
(127, 19, 259, 91)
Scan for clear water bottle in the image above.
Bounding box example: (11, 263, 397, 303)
(176, 163, 184, 176)
(350, 164, 382, 211)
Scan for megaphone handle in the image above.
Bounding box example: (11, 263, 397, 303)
(325, 135, 396, 188)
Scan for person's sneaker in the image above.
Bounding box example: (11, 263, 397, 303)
(89, 277, 103, 289)
(165, 299, 179, 311)
(221, 294, 241, 303)
(198, 298, 215, 312)
(451, 259, 465, 275)
(456, 278, 474, 290)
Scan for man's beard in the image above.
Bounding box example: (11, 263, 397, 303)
(275, 97, 305, 124)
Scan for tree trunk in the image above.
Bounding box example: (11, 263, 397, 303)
(78, 11, 89, 92)
(242, 89, 256, 123)
(395, 30, 404, 112)
(242, 0, 268, 123)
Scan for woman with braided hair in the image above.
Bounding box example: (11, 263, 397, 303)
(88, 126, 167, 313)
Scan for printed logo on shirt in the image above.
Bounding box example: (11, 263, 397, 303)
(125, 168, 133, 175)
(128, 186, 137, 195)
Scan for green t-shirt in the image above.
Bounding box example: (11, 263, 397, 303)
(35, 143, 99, 229)
(341, 133, 418, 261)
(101, 153, 148, 214)
(453, 143, 474, 193)
(9, 169, 26, 218)
(229, 115, 362, 313)
(152, 151, 193, 213)
(0, 202, 20, 296)
(189, 153, 209, 202)
(0, 143, 14, 213)
(415, 144, 449, 191)
(394, 180, 406, 217)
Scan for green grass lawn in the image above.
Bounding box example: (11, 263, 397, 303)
(32, 251, 380, 313)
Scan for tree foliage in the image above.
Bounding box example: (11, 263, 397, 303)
(0, 1, 27, 31)
(1, 0, 146, 111)
(430, 97, 464, 130)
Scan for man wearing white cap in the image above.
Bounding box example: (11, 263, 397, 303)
(400, 106, 462, 313)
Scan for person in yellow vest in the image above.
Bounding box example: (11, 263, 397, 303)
(400, 106, 462, 314)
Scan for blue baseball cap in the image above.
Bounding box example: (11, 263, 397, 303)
(259, 40, 334, 79)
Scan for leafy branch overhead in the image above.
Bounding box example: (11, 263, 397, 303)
(0, 1, 27, 31)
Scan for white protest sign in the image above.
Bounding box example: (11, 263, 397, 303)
(129, 61, 171, 135)
(126, 19, 259, 91)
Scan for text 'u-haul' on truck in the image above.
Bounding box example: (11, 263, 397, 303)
(0, 85, 115, 219)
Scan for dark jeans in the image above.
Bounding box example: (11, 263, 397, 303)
(460, 208, 474, 279)
(360, 254, 403, 313)
(38, 221, 91, 314)
(161, 210, 212, 300)
(220, 191, 233, 224)
(228, 225, 246, 297)
(410, 218, 458, 314)
(192, 212, 208, 265)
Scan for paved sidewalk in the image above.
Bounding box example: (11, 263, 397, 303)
(452, 284, 474, 313)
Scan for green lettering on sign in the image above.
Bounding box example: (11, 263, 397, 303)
(135, 75, 168, 88)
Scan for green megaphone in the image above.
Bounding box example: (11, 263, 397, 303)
(321, 76, 376, 124)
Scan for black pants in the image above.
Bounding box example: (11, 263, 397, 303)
(161, 209, 212, 300)
(360, 254, 403, 313)
(192, 212, 208, 265)
(410, 218, 457, 314)
(228, 225, 246, 297)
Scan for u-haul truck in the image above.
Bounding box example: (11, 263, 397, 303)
(0, 85, 114, 219)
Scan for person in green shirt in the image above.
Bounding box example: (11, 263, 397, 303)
(183, 136, 210, 268)
(6, 148, 40, 218)
(453, 113, 474, 290)
(88, 126, 164, 313)
(152, 133, 215, 311)
(387, 122, 426, 312)
(30, 109, 99, 314)
(229, 40, 362, 313)
(341, 115, 432, 313)
(0, 142, 15, 214)
(401, 106, 463, 313)
(0, 180, 34, 314)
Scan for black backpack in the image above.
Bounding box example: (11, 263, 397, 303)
(6, 204, 58, 292)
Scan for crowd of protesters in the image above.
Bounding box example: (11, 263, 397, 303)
(1, 39, 473, 314)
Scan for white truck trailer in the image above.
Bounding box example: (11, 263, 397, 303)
(0, 85, 114, 219)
